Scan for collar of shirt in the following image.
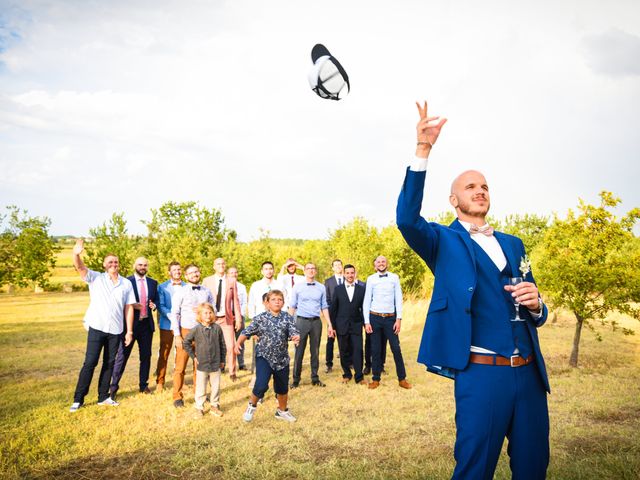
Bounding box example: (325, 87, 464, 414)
(134, 273, 146, 281)
(458, 220, 490, 234)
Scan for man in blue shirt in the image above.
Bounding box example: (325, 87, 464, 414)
(155, 261, 185, 392)
(288, 263, 335, 387)
(363, 256, 412, 390)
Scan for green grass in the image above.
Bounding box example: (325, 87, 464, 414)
(0, 294, 638, 479)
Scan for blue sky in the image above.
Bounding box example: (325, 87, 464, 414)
(0, 0, 638, 239)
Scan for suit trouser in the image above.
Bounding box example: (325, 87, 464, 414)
(215, 318, 237, 376)
(173, 327, 196, 401)
(325, 335, 336, 367)
(370, 313, 406, 382)
(293, 316, 322, 383)
(73, 327, 120, 403)
(337, 332, 363, 382)
(452, 361, 549, 480)
(194, 369, 221, 409)
(234, 316, 247, 368)
(365, 330, 387, 369)
(155, 328, 174, 386)
(110, 322, 153, 395)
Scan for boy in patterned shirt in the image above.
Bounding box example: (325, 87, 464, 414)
(235, 290, 300, 422)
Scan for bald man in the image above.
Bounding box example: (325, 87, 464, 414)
(110, 257, 159, 399)
(396, 101, 550, 479)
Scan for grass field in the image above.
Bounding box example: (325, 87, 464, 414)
(0, 292, 638, 479)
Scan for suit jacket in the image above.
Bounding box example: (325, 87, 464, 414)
(328, 282, 366, 336)
(396, 169, 550, 392)
(324, 275, 342, 306)
(127, 275, 159, 333)
(202, 275, 242, 327)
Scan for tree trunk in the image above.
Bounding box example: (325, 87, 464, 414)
(569, 312, 584, 367)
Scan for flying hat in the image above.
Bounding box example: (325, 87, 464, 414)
(308, 44, 350, 101)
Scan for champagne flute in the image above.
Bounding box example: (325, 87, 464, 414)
(509, 277, 525, 322)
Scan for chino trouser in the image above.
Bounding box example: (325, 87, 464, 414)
(194, 369, 221, 409)
(293, 316, 322, 383)
(155, 328, 174, 387)
(74, 327, 120, 403)
(365, 330, 387, 370)
(215, 318, 237, 376)
(370, 313, 406, 382)
(173, 327, 196, 401)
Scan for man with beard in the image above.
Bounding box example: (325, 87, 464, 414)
(110, 257, 158, 399)
(396, 101, 549, 479)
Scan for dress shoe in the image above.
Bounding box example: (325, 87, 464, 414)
(325, 366, 333, 374)
(290, 382, 300, 389)
(141, 387, 151, 394)
(173, 399, 185, 408)
(356, 379, 367, 385)
(368, 381, 380, 389)
(363, 366, 371, 375)
(340, 377, 351, 384)
(238, 365, 248, 371)
(398, 379, 412, 389)
(312, 380, 326, 387)
(230, 374, 238, 382)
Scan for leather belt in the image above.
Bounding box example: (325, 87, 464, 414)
(470, 353, 534, 367)
(369, 311, 395, 317)
(297, 316, 320, 320)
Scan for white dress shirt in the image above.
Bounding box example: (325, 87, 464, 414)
(248, 278, 284, 319)
(236, 281, 248, 317)
(345, 281, 355, 301)
(203, 274, 226, 316)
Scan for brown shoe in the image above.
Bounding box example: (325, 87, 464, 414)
(141, 387, 151, 394)
(368, 381, 380, 389)
(230, 374, 238, 382)
(398, 379, 412, 389)
(356, 380, 367, 385)
(341, 377, 351, 384)
(209, 406, 224, 417)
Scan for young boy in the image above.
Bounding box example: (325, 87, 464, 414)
(235, 290, 300, 422)
(183, 303, 226, 417)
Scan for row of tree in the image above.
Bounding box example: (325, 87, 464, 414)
(1, 193, 638, 367)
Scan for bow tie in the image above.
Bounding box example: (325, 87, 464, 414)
(307, 282, 316, 286)
(469, 224, 495, 236)
(379, 274, 388, 278)
(192, 286, 201, 290)
(346, 284, 354, 288)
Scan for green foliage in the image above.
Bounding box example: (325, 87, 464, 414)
(143, 201, 235, 279)
(0, 206, 58, 288)
(327, 217, 382, 280)
(85, 212, 140, 276)
(535, 191, 640, 366)
(501, 213, 550, 253)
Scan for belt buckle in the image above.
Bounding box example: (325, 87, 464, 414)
(510, 355, 520, 367)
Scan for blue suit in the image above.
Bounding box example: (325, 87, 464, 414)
(397, 168, 550, 479)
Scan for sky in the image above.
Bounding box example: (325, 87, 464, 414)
(1, 0, 638, 240)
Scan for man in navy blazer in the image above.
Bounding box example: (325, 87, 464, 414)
(110, 257, 159, 398)
(328, 264, 366, 384)
(396, 101, 550, 480)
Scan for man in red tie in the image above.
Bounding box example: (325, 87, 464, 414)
(278, 258, 305, 308)
(110, 257, 158, 399)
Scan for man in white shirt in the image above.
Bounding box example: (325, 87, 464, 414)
(69, 239, 136, 412)
(278, 258, 305, 307)
(248, 261, 284, 319)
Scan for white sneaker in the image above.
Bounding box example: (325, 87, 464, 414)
(275, 408, 296, 422)
(69, 402, 81, 413)
(243, 403, 257, 422)
(97, 398, 119, 407)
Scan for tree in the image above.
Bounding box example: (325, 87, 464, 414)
(501, 213, 549, 253)
(143, 201, 235, 279)
(85, 212, 139, 276)
(535, 192, 640, 367)
(380, 224, 428, 294)
(327, 217, 382, 280)
(0, 206, 58, 289)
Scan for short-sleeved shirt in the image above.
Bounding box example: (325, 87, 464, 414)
(290, 281, 328, 318)
(241, 311, 299, 370)
(83, 270, 137, 335)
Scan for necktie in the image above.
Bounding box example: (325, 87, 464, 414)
(138, 278, 147, 318)
(338, 277, 343, 285)
(216, 278, 222, 312)
(192, 285, 201, 290)
(379, 274, 388, 278)
(469, 224, 495, 236)
(291, 276, 295, 288)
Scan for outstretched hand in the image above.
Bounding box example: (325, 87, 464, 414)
(73, 238, 84, 256)
(415, 101, 447, 153)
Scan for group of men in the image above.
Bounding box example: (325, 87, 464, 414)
(68, 99, 551, 479)
(69, 249, 413, 412)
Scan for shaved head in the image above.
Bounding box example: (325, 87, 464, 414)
(449, 170, 491, 223)
(450, 170, 487, 194)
